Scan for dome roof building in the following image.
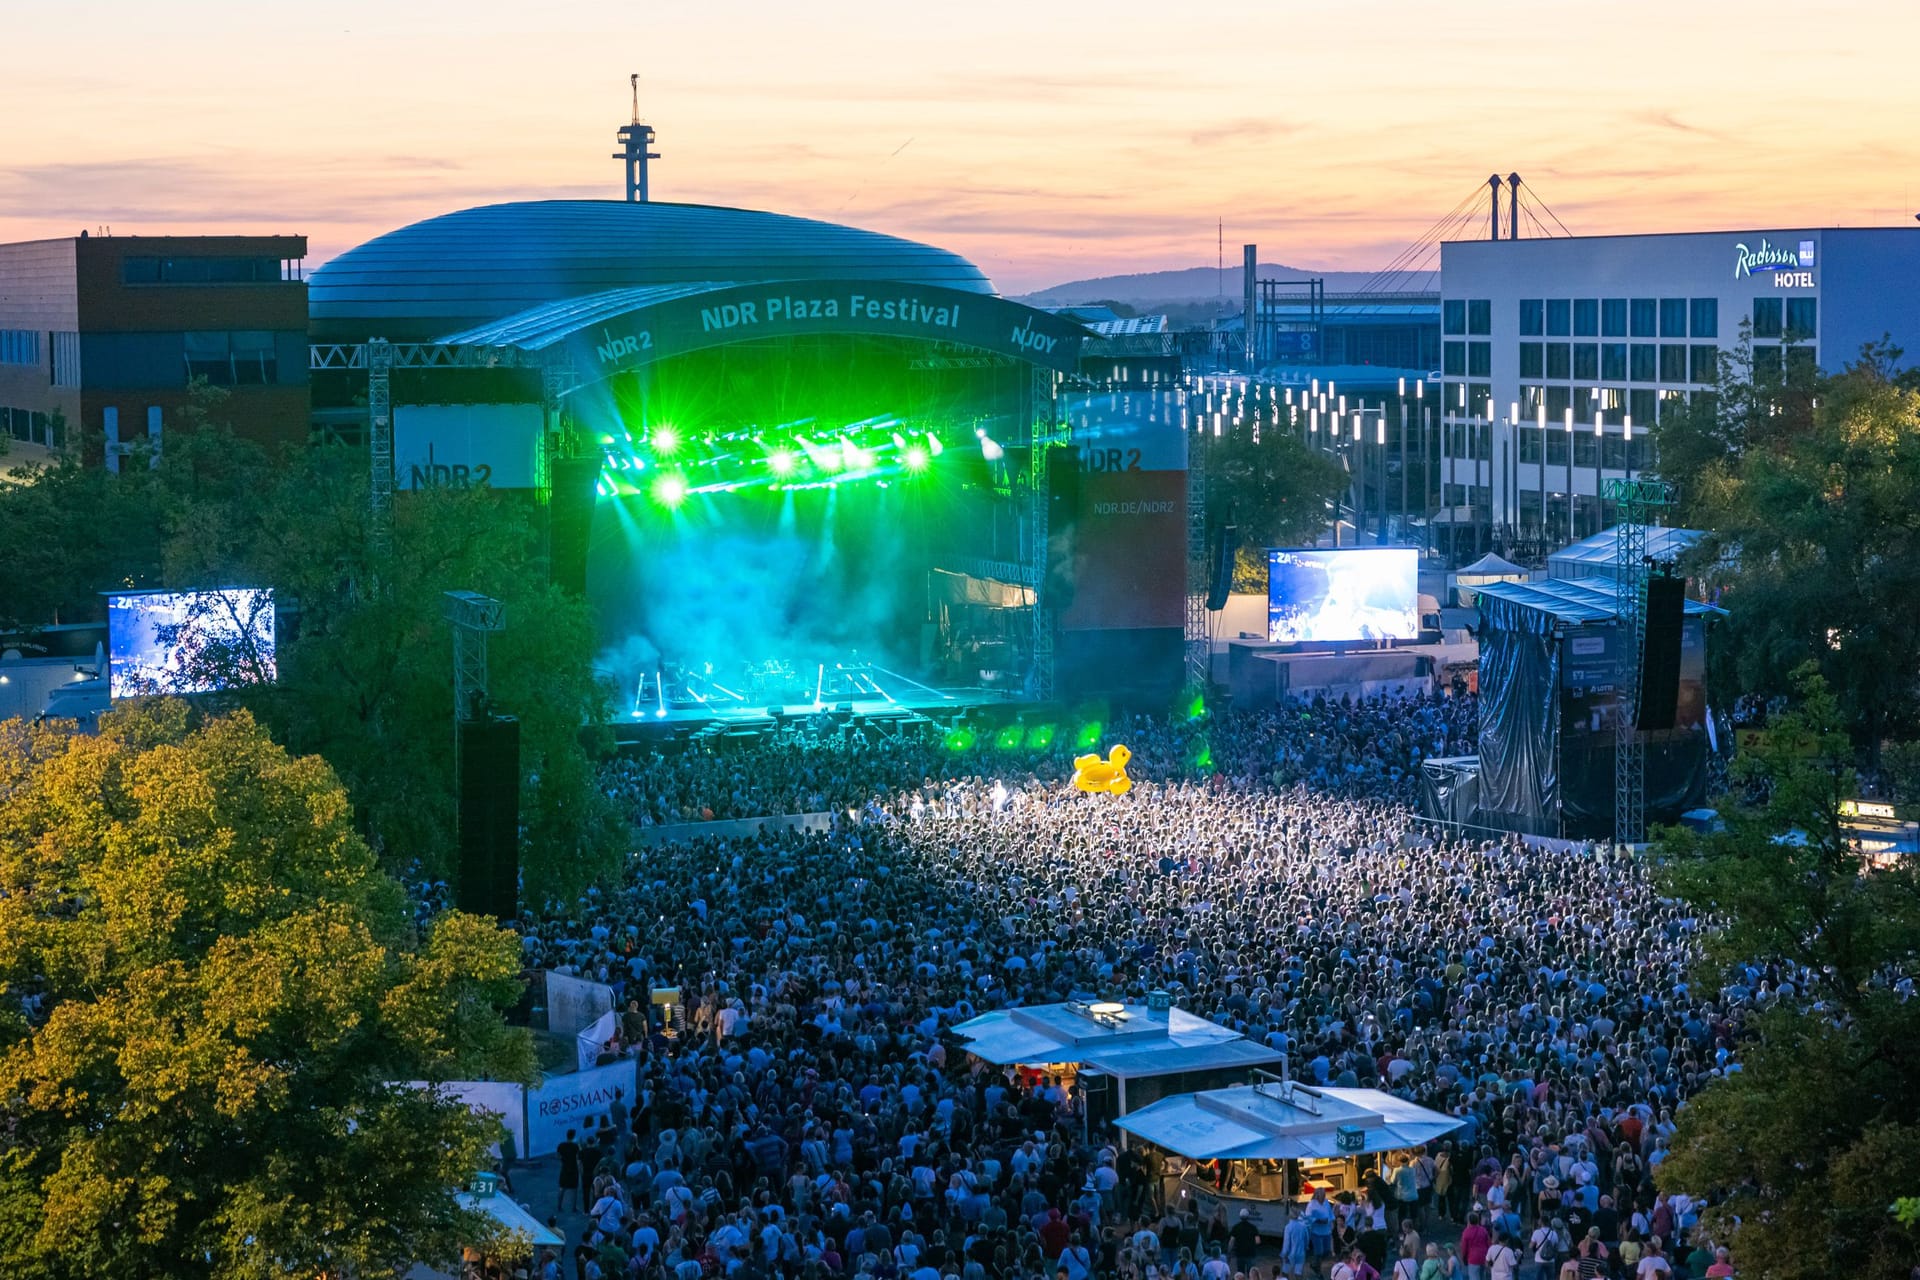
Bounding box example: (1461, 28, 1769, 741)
(308, 200, 994, 341)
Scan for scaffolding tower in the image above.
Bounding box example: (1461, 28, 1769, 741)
(1606, 476, 1673, 845)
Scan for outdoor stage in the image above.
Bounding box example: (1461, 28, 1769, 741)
(604, 657, 1029, 743)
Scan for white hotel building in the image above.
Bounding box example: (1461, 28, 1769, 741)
(1434, 227, 1920, 551)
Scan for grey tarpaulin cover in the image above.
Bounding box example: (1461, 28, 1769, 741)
(1419, 756, 1481, 826)
(1474, 590, 1562, 836)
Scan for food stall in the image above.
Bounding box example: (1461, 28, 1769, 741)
(952, 997, 1285, 1137)
(1114, 1073, 1463, 1233)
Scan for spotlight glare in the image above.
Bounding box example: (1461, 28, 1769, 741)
(769, 449, 797, 476)
(903, 445, 929, 471)
(651, 472, 688, 508)
(651, 426, 680, 456)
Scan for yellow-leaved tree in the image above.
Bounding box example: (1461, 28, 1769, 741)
(0, 700, 536, 1279)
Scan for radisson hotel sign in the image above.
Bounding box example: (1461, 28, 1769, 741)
(1734, 237, 1816, 286)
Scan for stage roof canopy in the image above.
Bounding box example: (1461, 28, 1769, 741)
(1115, 1081, 1463, 1161)
(952, 1001, 1284, 1079)
(1548, 526, 1705, 581)
(1473, 576, 1722, 626)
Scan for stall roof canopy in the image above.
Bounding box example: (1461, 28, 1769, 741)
(1457, 552, 1527, 578)
(1474, 576, 1722, 626)
(457, 1189, 565, 1247)
(952, 1002, 1283, 1079)
(1548, 526, 1704, 577)
(1115, 1081, 1463, 1161)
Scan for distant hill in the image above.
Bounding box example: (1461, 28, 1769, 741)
(1016, 264, 1437, 310)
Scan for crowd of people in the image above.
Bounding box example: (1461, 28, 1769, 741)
(470, 691, 1752, 1280)
(598, 694, 1479, 827)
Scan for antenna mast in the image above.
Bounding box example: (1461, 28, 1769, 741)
(613, 73, 660, 202)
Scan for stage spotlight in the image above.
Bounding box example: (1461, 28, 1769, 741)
(903, 445, 929, 472)
(980, 436, 1005, 461)
(769, 449, 797, 476)
(844, 442, 875, 469)
(651, 472, 688, 508)
(926, 433, 943, 457)
(651, 426, 680, 456)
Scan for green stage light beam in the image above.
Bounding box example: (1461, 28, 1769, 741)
(651, 425, 681, 456)
(926, 432, 944, 456)
(768, 448, 798, 476)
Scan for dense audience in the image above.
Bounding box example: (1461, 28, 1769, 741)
(470, 691, 1754, 1280)
(599, 694, 1478, 826)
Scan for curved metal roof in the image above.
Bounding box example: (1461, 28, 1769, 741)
(309, 200, 994, 340)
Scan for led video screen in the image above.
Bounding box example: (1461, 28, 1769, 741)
(1268, 548, 1419, 643)
(107, 589, 277, 699)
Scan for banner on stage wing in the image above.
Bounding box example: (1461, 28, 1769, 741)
(545, 972, 616, 1036)
(526, 1059, 637, 1157)
(402, 1079, 527, 1158)
(577, 1009, 620, 1073)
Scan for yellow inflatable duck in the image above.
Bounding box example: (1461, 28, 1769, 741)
(1072, 744, 1133, 795)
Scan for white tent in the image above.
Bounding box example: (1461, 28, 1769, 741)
(1115, 1079, 1462, 1160)
(951, 1001, 1283, 1077)
(457, 1187, 565, 1248)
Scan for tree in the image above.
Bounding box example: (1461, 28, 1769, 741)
(1202, 426, 1350, 591)
(0, 386, 624, 902)
(0, 701, 536, 1279)
(1652, 670, 1920, 1277)
(1659, 340, 1920, 749)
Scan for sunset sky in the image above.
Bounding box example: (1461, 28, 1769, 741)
(4, 0, 1917, 294)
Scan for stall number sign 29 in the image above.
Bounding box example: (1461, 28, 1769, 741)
(1335, 1126, 1364, 1153)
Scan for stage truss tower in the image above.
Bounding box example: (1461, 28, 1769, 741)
(1185, 392, 1210, 688)
(1029, 367, 1061, 701)
(1607, 475, 1673, 845)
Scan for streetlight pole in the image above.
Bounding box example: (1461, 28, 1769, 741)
(1563, 406, 1575, 543)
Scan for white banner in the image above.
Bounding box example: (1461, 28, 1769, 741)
(395, 403, 543, 491)
(545, 972, 616, 1037)
(403, 1079, 527, 1159)
(577, 1009, 620, 1073)
(526, 1059, 637, 1157)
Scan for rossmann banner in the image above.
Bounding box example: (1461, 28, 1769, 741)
(526, 1059, 637, 1156)
(1060, 389, 1187, 633)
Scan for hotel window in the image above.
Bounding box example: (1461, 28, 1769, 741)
(1443, 300, 1466, 335)
(122, 255, 283, 285)
(1519, 299, 1545, 335)
(1546, 385, 1571, 418)
(1602, 299, 1628, 337)
(1575, 432, 1599, 466)
(230, 331, 278, 385)
(1690, 298, 1718, 338)
(1660, 345, 1688, 382)
(0, 329, 41, 366)
(50, 332, 81, 388)
(1752, 345, 1783, 379)
(1546, 430, 1569, 465)
(1630, 298, 1658, 337)
(1602, 343, 1627, 382)
(1521, 384, 1545, 416)
(1520, 430, 1541, 463)
(1467, 300, 1491, 335)
(1659, 388, 1687, 417)
(1659, 298, 1688, 337)
(1468, 342, 1491, 378)
(1545, 343, 1570, 380)
(1519, 343, 1544, 378)
(1573, 387, 1595, 421)
(1573, 344, 1599, 381)
(1573, 299, 1599, 337)
(1443, 342, 1465, 376)
(1785, 297, 1817, 337)
(1690, 344, 1720, 384)
(1630, 388, 1657, 425)
(1752, 297, 1784, 339)
(1630, 345, 1657, 382)
(1546, 300, 1571, 336)
(1787, 345, 1816, 378)
(1603, 433, 1628, 470)
(185, 331, 233, 384)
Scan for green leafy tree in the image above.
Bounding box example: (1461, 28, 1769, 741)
(0, 701, 536, 1279)
(0, 380, 622, 901)
(1659, 340, 1920, 748)
(1203, 426, 1350, 592)
(1653, 670, 1920, 1277)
